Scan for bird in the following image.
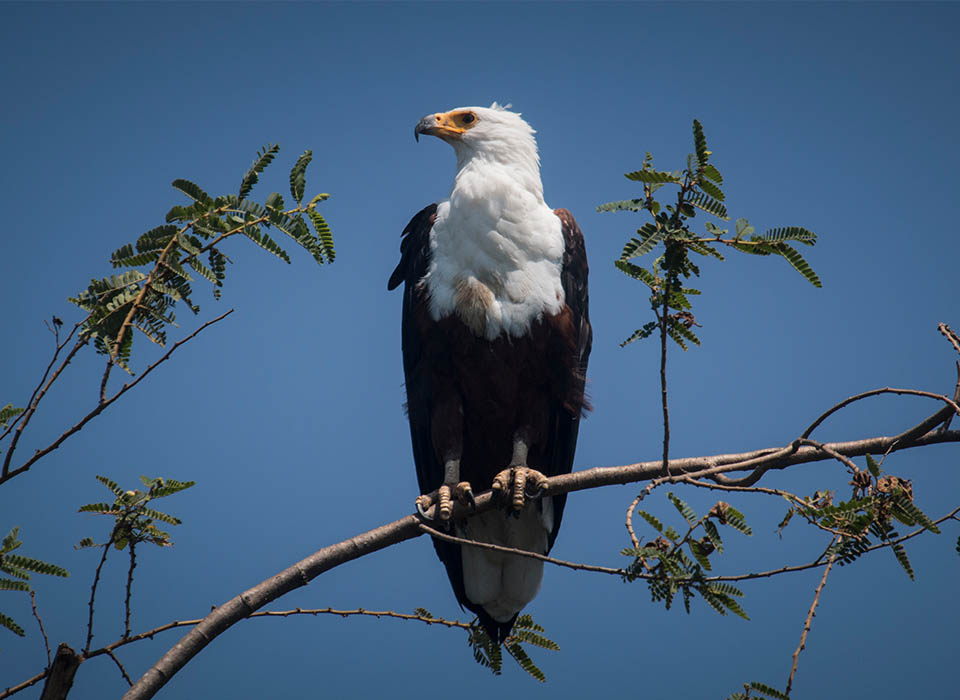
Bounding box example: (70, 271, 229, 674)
(388, 103, 591, 643)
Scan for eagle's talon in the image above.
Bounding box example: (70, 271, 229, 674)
(491, 467, 547, 512)
(455, 482, 476, 510)
(437, 484, 454, 520)
(416, 494, 434, 520)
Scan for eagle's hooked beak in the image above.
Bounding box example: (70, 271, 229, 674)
(414, 112, 466, 143)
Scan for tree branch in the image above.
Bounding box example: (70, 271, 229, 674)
(0, 310, 234, 487)
(785, 541, 838, 696)
(123, 419, 960, 699)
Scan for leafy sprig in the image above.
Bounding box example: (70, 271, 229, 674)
(623, 493, 752, 619)
(68, 146, 334, 373)
(0, 527, 68, 637)
(600, 120, 821, 350)
(77, 475, 195, 551)
(467, 613, 558, 682)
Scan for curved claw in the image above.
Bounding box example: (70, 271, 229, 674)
(454, 482, 475, 511)
(415, 494, 434, 520)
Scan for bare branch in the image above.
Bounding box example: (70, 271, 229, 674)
(418, 522, 625, 576)
(30, 591, 51, 668)
(106, 649, 133, 687)
(246, 606, 471, 630)
(84, 543, 111, 654)
(1, 328, 87, 478)
(786, 540, 838, 696)
(801, 387, 960, 441)
(124, 540, 137, 638)
(0, 670, 48, 700)
(939, 323, 960, 357)
(0, 310, 234, 486)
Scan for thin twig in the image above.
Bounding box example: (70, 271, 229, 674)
(247, 606, 472, 630)
(659, 283, 671, 477)
(703, 506, 960, 583)
(0, 330, 87, 478)
(786, 540, 839, 696)
(84, 542, 111, 654)
(939, 323, 960, 357)
(801, 387, 960, 441)
(417, 522, 626, 576)
(0, 670, 49, 699)
(124, 540, 137, 638)
(99, 361, 113, 405)
(0, 310, 234, 486)
(29, 591, 51, 668)
(0, 320, 80, 444)
(799, 439, 859, 472)
(625, 494, 643, 548)
(105, 649, 133, 687)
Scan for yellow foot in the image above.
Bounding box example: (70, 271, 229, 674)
(492, 467, 548, 512)
(415, 481, 475, 520)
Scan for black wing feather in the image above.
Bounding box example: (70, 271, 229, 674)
(545, 208, 592, 551)
(389, 203, 441, 500)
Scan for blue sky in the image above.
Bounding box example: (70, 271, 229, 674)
(1, 1, 958, 697)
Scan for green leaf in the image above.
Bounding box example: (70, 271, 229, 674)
(692, 119, 709, 165)
(289, 150, 313, 205)
(513, 613, 545, 633)
(505, 642, 546, 682)
(667, 492, 697, 526)
(634, 509, 663, 533)
(265, 192, 285, 210)
(667, 318, 701, 350)
(702, 163, 723, 184)
(621, 224, 664, 260)
(0, 611, 25, 636)
(614, 260, 658, 288)
(0, 578, 30, 592)
(771, 242, 822, 288)
(760, 226, 817, 245)
(698, 178, 725, 202)
(702, 519, 724, 553)
(307, 209, 335, 263)
(79, 502, 116, 514)
(2, 555, 68, 578)
(625, 169, 682, 184)
(96, 475, 124, 498)
(749, 682, 789, 699)
(511, 629, 560, 651)
(891, 497, 940, 534)
(621, 321, 658, 347)
(597, 199, 646, 213)
(239, 144, 280, 200)
(172, 179, 213, 205)
(139, 507, 182, 526)
(734, 218, 754, 240)
(687, 191, 728, 219)
(242, 228, 292, 263)
(688, 541, 712, 571)
(0, 403, 24, 429)
(865, 454, 881, 477)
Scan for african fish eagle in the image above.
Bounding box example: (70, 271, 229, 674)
(388, 103, 592, 643)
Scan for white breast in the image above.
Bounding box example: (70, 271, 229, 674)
(424, 163, 565, 340)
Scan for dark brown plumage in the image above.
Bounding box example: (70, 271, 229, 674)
(389, 204, 591, 642)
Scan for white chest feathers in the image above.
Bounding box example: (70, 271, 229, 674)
(424, 166, 566, 340)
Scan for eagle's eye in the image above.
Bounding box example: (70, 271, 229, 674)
(461, 113, 476, 124)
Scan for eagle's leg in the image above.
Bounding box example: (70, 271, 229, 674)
(492, 431, 548, 512)
(416, 390, 474, 520)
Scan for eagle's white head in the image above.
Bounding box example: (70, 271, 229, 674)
(414, 103, 541, 180)
(415, 103, 565, 341)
